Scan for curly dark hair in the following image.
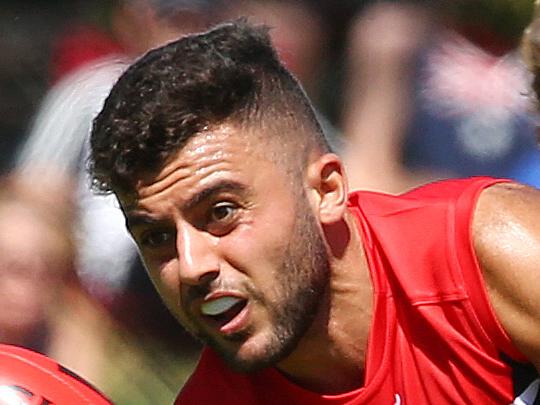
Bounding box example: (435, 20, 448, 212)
(523, 1, 540, 108)
(89, 19, 330, 195)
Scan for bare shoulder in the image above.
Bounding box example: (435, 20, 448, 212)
(473, 182, 540, 368)
(474, 182, 540, 256)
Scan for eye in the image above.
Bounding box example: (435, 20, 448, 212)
(139, 229, 175, 249)
(209, 202, 237, 223)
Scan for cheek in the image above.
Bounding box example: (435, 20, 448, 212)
(145, 259, 198, 330)
(220, 217, 294, 278)
(145, 258, 181, 306)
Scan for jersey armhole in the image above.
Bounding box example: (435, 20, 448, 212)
(453, 178, 526, 361)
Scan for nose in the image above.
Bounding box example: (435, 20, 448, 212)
(175, 221, 219, 286)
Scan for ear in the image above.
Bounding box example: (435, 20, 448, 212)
(305, 153, 349, 225)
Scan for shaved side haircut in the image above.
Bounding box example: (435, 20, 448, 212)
(90, 20, 331, 195)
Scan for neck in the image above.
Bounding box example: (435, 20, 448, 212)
(277, 212, 373, 394)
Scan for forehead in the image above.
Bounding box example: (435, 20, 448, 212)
(124, 124, 281, 208)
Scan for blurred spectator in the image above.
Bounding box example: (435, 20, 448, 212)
(110, 0, 221, 56)
(224, 0, 343, 151)
(0, 171, 76, 352)
(342, 1, 435, 193)
(17, 0, 223, 304)
(14, 3, 223, 401)
(0, 169, 199, 404)
(18, 56, 132, 302)
(0, 170, 109, 384)
(342, 1, 540, 193)
(50, 24, 123, 84)
(519, 3, 540, 192)
(0, 2, 77, 174)
(522, 0, 540, 111)
(224, 0, 329, 104)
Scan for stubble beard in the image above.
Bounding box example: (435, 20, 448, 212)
(212, 198, 331, 372)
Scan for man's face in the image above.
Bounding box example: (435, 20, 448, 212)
(121, 126, 329, 371)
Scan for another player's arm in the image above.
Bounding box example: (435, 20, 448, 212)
(474, 182, 540, 371)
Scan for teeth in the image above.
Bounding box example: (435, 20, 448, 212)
(201, 297, 243, 316)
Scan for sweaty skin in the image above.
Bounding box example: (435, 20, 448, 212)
(120, 124, 374, 393)
(473, 182, 540, 372)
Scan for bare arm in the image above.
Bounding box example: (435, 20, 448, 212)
(474, 182, 540, 370)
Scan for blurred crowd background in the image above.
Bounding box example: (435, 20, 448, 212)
(0, 0, 538, 404)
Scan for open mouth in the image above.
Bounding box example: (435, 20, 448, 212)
(200, 296, 248, 330)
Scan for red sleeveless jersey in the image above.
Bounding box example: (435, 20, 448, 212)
(176, 177, 539, 405)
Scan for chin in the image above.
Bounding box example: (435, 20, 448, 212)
(216, 329, 297, 373)
(224, 351, 279, 373)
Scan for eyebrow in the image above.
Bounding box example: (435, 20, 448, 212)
(125, 213, 164, 230)
(125, 180, 248, 229)
(183, 180, 248, 211)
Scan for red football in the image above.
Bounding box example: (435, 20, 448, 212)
(0, 344, 112, 404)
